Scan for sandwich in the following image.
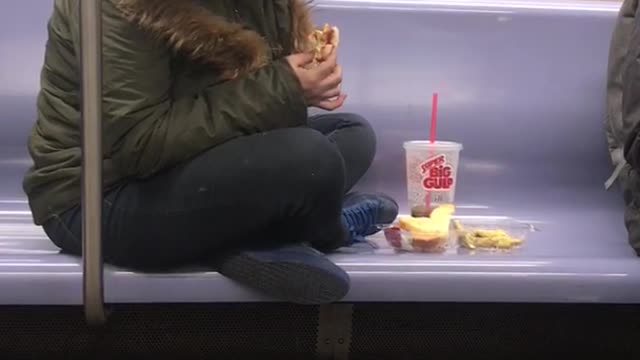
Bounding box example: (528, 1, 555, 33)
(309, 24, 340, 64)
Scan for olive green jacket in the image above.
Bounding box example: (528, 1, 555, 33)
(24, 0, 316, 225)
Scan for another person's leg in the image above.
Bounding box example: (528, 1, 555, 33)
(307, 113, 399, 246)
(43, 127, 349, 303)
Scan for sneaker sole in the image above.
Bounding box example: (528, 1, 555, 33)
(218, 253, 350, 305)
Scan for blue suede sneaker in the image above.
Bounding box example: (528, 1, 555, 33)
(217, 244, 350, 305)
(342, 192, 399, 243)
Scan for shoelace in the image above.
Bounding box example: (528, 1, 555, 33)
(341, 200, 378, 243)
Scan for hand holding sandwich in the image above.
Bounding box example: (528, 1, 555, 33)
(287, 24, 345, 111)
(287, 50, 345, 111)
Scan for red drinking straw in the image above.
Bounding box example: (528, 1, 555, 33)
(425, 93, 439, 211)
(430, 93, 438, 143)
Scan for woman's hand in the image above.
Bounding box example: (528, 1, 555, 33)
(287, 49, 347, 111)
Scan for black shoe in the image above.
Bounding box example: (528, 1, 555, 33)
(217, 244, 350, 305)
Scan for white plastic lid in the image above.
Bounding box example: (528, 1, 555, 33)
(403, 140, 463, 151)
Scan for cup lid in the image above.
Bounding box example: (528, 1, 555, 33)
(403, 141, 463, 150)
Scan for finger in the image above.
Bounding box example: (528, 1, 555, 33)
(319, 86, 341, 100)
(320, 44, 335, 61)
(289, 52, 314, 67)
(313, 50, 338, 79)
(317, 65, 342, 93)
(314, 94, 347, 111)
(315, 95, 346, 111)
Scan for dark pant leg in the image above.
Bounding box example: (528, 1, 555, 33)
(43, 127, 347, 269)
(307, 113, 377, 192)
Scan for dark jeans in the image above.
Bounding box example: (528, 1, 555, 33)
(43, 113, 377, 269)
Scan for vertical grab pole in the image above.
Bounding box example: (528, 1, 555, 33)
(80, 0, 106, 325)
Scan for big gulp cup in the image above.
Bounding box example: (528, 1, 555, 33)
(403, 141, 463, 217)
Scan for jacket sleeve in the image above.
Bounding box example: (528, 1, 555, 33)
(623, 3, 640, 170)
(609, 0, 639, 167)
(70, 1, 307, 179)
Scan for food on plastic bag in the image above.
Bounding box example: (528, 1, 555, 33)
(384, 204, 454, 253)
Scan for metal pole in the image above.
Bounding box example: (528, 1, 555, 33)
(80, 0, 106, 326)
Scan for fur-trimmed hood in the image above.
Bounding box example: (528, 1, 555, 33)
(110, 0, 314, 76)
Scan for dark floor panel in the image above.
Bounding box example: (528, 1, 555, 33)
(351, 303, 640, 359)
(1, 303, 640, 359)
(0, 304, 319, 360)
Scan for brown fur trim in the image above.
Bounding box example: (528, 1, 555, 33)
(110, 0, 269, 74)
(291, 0, 316, 53)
